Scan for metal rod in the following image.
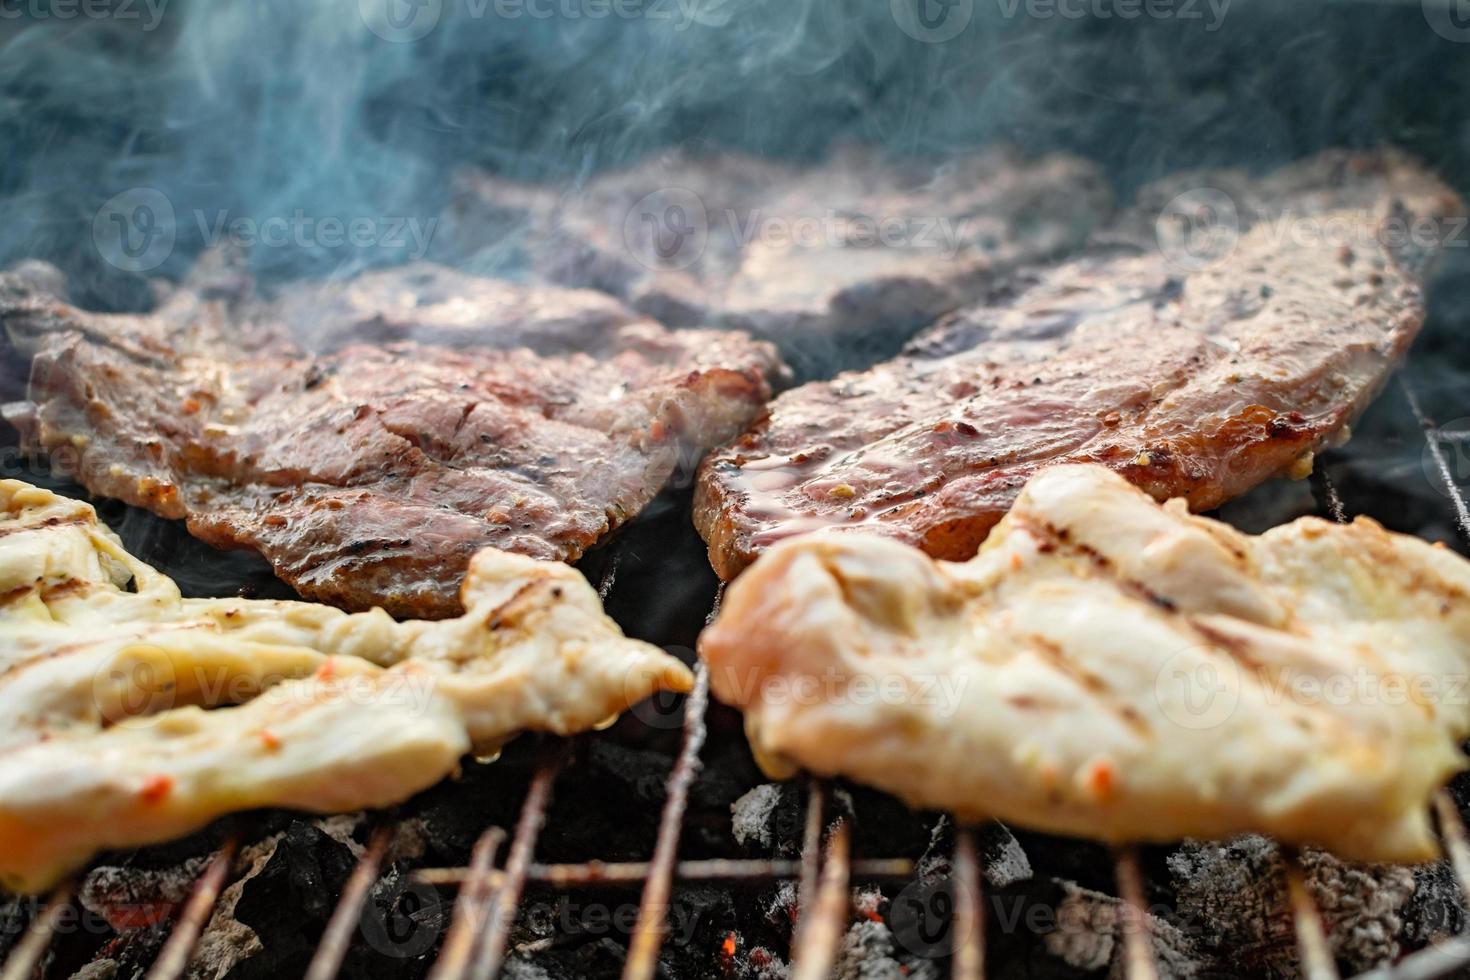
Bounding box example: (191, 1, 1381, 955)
(790, 820, 850, 980)
(0, 884, 75, 980)
(1283, 848, 1341, 980)
(144, 836, 241, 980)
(598, 551, 622, 602)
(794, 779, 826, 932)
(428, 827, 507, 980)
(622, 661, 711, 980)
(1112, 847, 1160, 980)
(1433, 790, 1470, 913)
(414, 856, 915, 888)
(1402, 375, 1470, 544)
(951, 828, 985, 980)
(304, 824, 395, 980)
(468, 747, 564, 980)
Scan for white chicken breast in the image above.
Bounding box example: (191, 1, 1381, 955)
(0, 480, 693, 893)
(701, 464, 1470, 863)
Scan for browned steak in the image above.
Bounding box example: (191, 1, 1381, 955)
(694, 149, 1463, 581)
(3, 262, 784, 617)
(447, 145, 1113, 376)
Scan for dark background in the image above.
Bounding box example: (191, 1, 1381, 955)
(0, 0, 1467, 303)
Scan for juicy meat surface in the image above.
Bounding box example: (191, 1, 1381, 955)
(447, 145, 1113, 377)
(2, 261, 784, 617)
(0, 479, 692, 892)
(700, 465, 1470, 863)
(695, 149, 1462, 581)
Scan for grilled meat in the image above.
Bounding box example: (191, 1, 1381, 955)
(0, 479, 693, 893)
(695, 149, 1462, 580)
(448, 145, 1113, 376)
(3, 262, 784, 617)
(700, 464, 1470, 863)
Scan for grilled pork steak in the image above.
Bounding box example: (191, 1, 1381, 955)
(695, 150, 1462, 581)
(448, 145, 1113, 377)
(3, 263, 784, 617)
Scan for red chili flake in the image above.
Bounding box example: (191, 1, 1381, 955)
(139, 774, 173, 805)
(181, 398, 200, 415)
(721, 932, 737, 960)
(316, 657, 336, 682)
(258, 729, 282, 751)
(1085, 759, 1117, 802)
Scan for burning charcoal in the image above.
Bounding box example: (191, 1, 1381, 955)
(834, 919, 941, 980)
(914, 817, 1032, 891)
(1169, 836, 1416, 978)
(220, 822, 358, 978)
(765, 881, 800, 937)
(736, 945, 788, 980)
(730, 783, 806, 857)
(80, 925, 170, 980)
(1402, 862, 1468, 948)
(79, 858, 209, 932)
(502, 954, 555, 980)
(731, 785, 787, 852)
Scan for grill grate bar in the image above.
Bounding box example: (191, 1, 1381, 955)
(428, 827, 507, 980)
(467, 746, 564, 980)
(1432, 791, 1470, 913)
(795, 779, 826, 933)
(622, 661, 711, 980)
(144, 836, 240, 980)
(790, 817, 851, 980)
(951, 828, 985, 980)
(415, 856, 916, 888)
(1284, 848, 1341, 980)
(1113, 846, 1160, 980)
(1401, 376, 1470, 543)
(305, 824, 395, 980)
(0, 883, 74, 980)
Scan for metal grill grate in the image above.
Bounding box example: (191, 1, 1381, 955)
(5, 373, 1470, 980)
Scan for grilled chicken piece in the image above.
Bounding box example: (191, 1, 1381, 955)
(701, 465, 1470, 864)
(695, 149, 1462, 580)
(2, 261, 785, 618)
(0, 480, 693, 893)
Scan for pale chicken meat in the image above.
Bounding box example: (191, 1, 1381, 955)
(701, 465, 1470, 863)
(0, 480, 693, 893)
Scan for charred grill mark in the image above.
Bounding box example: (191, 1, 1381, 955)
(0, 515, 89, 538)
(1027, 634, 1151, 739)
